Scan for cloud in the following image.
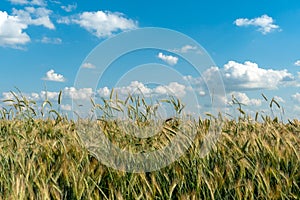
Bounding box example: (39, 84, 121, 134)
(154, 82, 186, 97)
(229, 92, 262, 106)
(234, 14, 279, 34)
(0, 11, 30, 47)
(42, 69, 66, 82)
(180, 45, 197, 53)
(273, 96, 285, 104)
(40, 36, 62, 44)
(97, 87, 110, 97)
(204, 61, 293, 90)
(61, 104, 72, 111)
(8, 0, 46, 6)
(96, 81, 186, 98)
(61, 3, 77, 12)
(115, 81, 152, 96)
(82, 62, 96, 69)
(1, 87, 94, 104)
(56, 17, 70, 24)
(61, 11, 137, 38)
(1, 91, 48, 102)
(157, 52, 178, 65)
(63, 87, 93, 100)
(12, 7, 55, 29)
(172, 45, 201, 54)
(40, 91, 59, 100)
(291, 93, 300, 103)
(0, 7, 55, 47)
(294, 60, 300, 66)
(1, 92, 15, 101)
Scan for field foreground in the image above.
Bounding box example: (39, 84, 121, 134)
(0, 93, 299, 199)
(0, 116, 299, 199)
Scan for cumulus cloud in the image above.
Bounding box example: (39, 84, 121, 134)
(82, 62, 96, 69)
(223, 61, 293, 89)
(42, 69, 66, 82)
(60, 11, 137, 38)
(229, 92, 262, 106)
(96, 81, 186, 98)
(0, 11, 30, 47)
(234, 14, 279, 34)
(154, 82, 186, 97)
(157, 52, 178, 66)
(0, 7, 54, 47)
(40, 36, 62, 44)
(294, 60, 300, 66)
(1, 91, 49, 102)
(63, 87, 93, 100)
(126, 81, 185, 97)
(27, 88, 94, 101)
(115, 81, 152, 96)
(61, 3, 77, 12)
(203, 61, 293, 90)
(97, 87, 110, 97)
(40, 91, 59, 100)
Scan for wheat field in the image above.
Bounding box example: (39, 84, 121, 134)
(0, 91, 299, 199)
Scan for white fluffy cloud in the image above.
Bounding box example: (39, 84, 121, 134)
(96, 81, 186, 98)
(82, 62, 96, 69)
(229, 92, 262, 106)
(64, 11, 137, 38)
(1, 88, 94, 103)
(158, 52, 178, 66)
(0, 7, 54, 47)
(42, 69, 66, 82)
(223, 61, 293, 89)
(234, 14, 279, 34)
(115, 81, 152, 96)
(294, 60, 300, 66)
(97, 87, 110, 97)
(40, 91, 59, 100)
(0, 11, 30, 46)
(155, 82, 186, 97)
(1, 91, 53, 102)
(203, 61, 293, 90)
(63, 87, 93, 100)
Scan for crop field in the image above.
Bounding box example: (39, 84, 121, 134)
(0, 92, 299, 199)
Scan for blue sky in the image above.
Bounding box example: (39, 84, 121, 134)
(0, 0, 300, 120)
